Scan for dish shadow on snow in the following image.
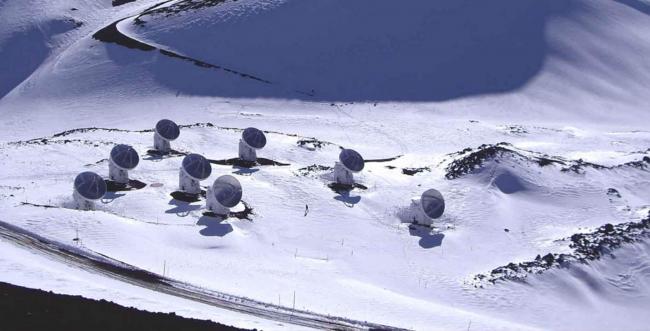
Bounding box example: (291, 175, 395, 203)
(102, 191, 126, 202)
(333, 191, 361, 206)
(196, 216, 233, 237)
(165, 198, 202, 215)
(95, 0, 580, 101)
(232, 166, 259, 176)
(409, 225, 445, 249)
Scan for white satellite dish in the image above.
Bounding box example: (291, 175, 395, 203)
(73, 172, 107, 210)
(206, 175, 243, 215)
(154, 119, 180, 154)
(401, 189, 446, 226)
(239, 127, 266, 162)
(421, 189, 445, 220)
(179, 153, 212, 194)
(332, 149, 364, 185)
(109, 144, 139, 184)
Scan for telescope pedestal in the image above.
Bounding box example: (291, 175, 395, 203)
(333, 162, 354, 185)
(405, 198, 434, 226)
(154, 133, 171, 153)
(179, 168, 201, 194)
(206, 186, 231, 216)
(73, 190, 96, 211)
(108, 159, 129, 184)
(238, 140, 257, 162)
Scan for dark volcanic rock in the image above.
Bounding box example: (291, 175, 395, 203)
(105, 179, 147, 192)
(502, 125, 528, 135)
(170, 190, 206, 203)
(365, 156, 402, 163)
(474, 212, 650, 286)
(146, 149, 188, 158)
(113, 0, 138, 6)
(20, 202, 59, 209)
(203, 201, 254, 221)
(136, 0, 229, 22)
(446, 143, 647, 180)
(402, 167, 430, 176)
(208, 157, 289, 168)
(297, 138, 330, 150)
(618, 156, 650, 170)
(607, 188, 622, 198)
(444, 143, 515, 179)
(327, 182, 368, 194)
(295, 164, 332, 177)
(93, 19, 155, 51)
(560, 159, 606, 174)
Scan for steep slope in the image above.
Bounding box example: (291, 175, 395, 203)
(0, 121, 648, 330)
(130, 0, 558, 101)
(0, 0, 647, 138)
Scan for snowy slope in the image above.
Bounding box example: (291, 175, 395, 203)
(1, 120, 649, 330)
(1, 0, 649, 330)
(0, 235, 288, 331)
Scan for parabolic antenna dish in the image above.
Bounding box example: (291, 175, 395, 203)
(339, 149, 364, 172)
(421, 188, 445, 219)
(155, 119, 180, 141)
(182, 153, 212, 180)
(242, 127, 266, 149)
(74, 172, 107, 200)
(110, 144, 139, 170)
(212, 175, 243, 208)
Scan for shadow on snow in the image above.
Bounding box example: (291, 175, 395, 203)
(95, 0, 581, 102)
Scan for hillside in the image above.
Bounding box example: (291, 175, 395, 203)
(0, 1, 649, 330)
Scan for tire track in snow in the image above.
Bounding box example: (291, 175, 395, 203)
(0, 220, 407, 331)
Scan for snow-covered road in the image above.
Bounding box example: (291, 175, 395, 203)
(0, 220, 405, 330)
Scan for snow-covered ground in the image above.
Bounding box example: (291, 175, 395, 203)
(1, 0, 649, 330)
(0, 233, 290, 330)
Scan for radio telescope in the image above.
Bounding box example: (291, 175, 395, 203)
(332, 149, 364, 185)
(154, 119, 180, 154)
(179, 153, 212, 194)
(239, 127, 267, 162)
(402, 189, 446, 225)
(73, 172, 107, 210)
(206, 175, 243, 215)
(109, 144, 139, 184)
